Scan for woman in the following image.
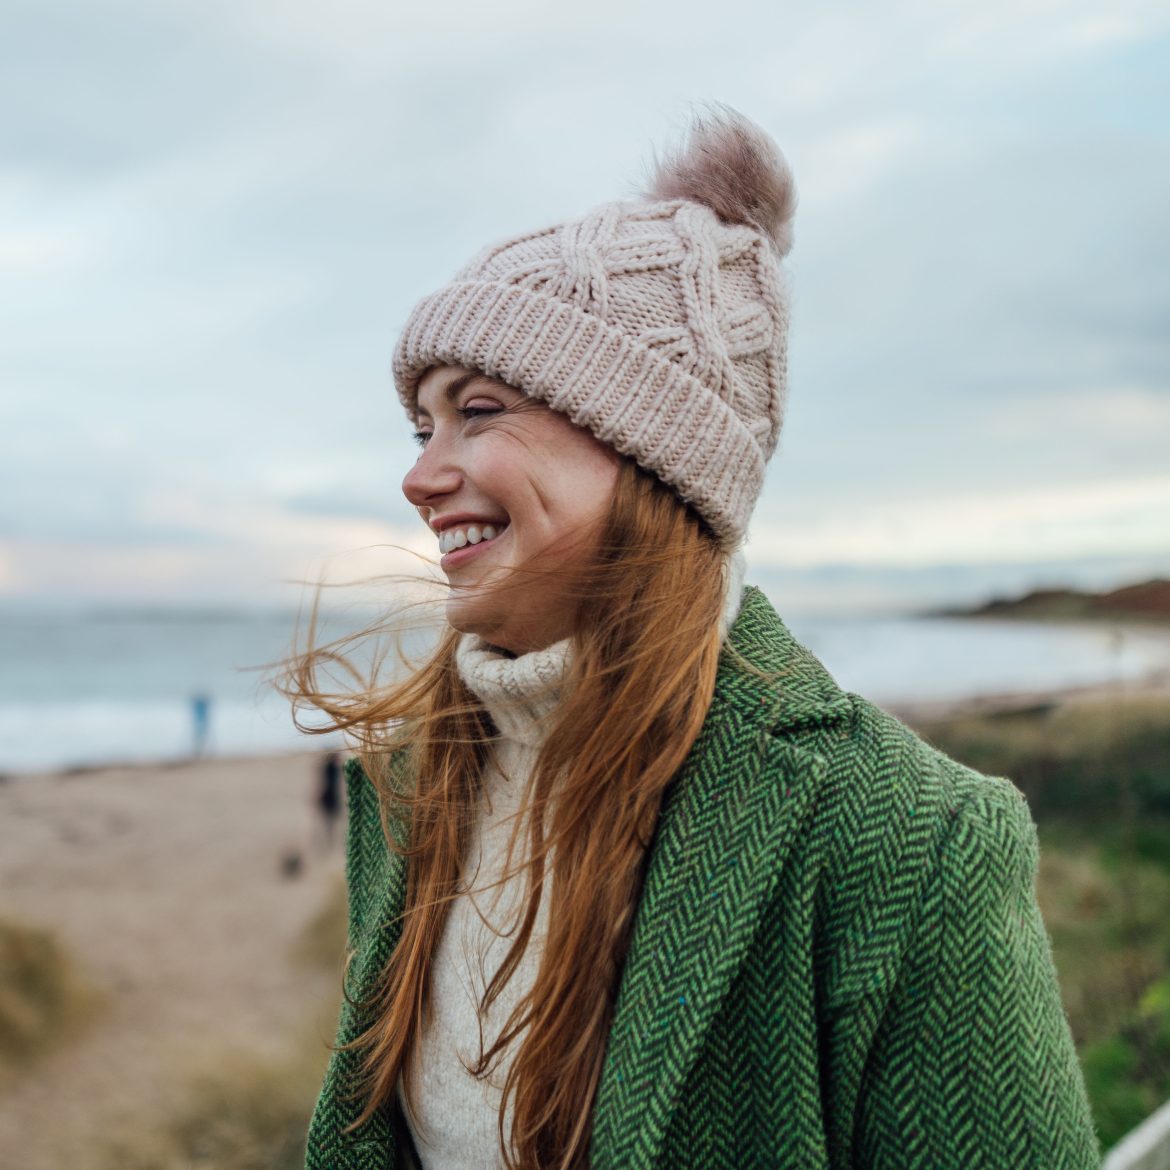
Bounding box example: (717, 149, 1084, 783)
(292, 108, 1100, 1169)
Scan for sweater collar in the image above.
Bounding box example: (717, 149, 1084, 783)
(453, 548, 749, 749)
(455, 633, 570, 748)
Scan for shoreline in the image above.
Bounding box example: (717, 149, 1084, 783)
(6, 662, 1170, 781)
(0, 744, 333, 783)
(9, 652, 1162, 784)
(922, 609, 1170, 629)
(5, 610, 1170, 779)
(884, 669, 1170, 727)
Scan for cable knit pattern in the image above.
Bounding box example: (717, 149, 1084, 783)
(391, 112, 795, 549)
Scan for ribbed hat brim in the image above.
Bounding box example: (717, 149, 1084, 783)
(392, 280, 763, 547)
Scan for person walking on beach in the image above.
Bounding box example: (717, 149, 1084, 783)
(312, 750, 342, 854)
(190, 691, 211, 758)
(288, 107, 1100, 1169)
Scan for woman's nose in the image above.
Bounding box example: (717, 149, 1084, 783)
(401, 439, 461, 508)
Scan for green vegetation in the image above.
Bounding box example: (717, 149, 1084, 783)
(915, 696, 1170, 1150)
(1080, 976, 1170, 1154)
(0, 914, 102, 1075)
(917, 694, 1170, 826)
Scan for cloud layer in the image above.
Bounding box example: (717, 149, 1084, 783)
(3, 0, 1168, 605)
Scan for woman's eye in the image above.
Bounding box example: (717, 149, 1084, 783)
(410, 401, 503, 447)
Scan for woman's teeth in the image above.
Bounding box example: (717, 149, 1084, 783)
(439, 524, 501, 555)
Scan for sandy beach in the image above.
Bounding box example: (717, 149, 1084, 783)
(0, 751, 346, 1169)
(1, 658, 1167, 1166)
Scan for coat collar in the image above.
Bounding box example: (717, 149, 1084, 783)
(344, 588, 851, 1168)
(714, 585, 853, 733)
(589, 586, 851, 1168)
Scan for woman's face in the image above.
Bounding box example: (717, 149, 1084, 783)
(402, 365, 623, 654)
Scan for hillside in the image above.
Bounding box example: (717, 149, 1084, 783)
(939, 578, 1170, 622)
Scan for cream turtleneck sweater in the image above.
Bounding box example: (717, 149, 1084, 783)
(398, 631, 569, 1169)
(400, 555, 746, 1169)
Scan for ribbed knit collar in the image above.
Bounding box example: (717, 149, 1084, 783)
(455, 634, 570, 748)
(454, 549, 748, 750)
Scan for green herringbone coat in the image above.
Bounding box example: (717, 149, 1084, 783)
(306, 587, 1101, 1168)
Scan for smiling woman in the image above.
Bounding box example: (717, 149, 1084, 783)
(404, 367, 623, 654)
(283, 106, 1100, 1170)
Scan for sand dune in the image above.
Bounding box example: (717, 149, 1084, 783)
(0, 751, 346, 1169)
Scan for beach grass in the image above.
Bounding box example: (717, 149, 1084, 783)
(914, 693, 1170, 824)
(0, 914, 103, 1076)
(1035, 844, 1170, 1044)
(93, 875, 347, 1170)
(913, 696, 1170, 1149)
(96, 1038, 333, 1170)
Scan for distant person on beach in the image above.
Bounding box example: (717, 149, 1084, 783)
(190, 692, 211, 758)
(312, 750, 342, 854)
(285, 108, 1099, 1169)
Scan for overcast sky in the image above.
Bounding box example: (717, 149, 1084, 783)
(4, 0, 1169, 610)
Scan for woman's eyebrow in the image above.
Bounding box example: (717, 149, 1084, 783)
(445, 371, 484, 402)
(416, 371, 493, 419)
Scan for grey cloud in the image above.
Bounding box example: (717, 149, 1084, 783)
(4, 0, 1169, 600)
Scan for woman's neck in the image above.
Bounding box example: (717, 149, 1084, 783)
(454, 548, 746, 748)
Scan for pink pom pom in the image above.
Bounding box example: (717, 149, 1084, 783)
(646, 104, 797, 256)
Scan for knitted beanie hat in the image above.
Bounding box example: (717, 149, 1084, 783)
(391, 106, 796, 548)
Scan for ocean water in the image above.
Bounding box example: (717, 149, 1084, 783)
(1, 599, 1167, 774)
(792, 612, 1169, 704)
(0, 606, 374, 774)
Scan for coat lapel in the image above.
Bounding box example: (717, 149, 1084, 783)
(316, 767, 410, 1168)
(334, 590, 849, 1170)
(589, 588, 851, 1169)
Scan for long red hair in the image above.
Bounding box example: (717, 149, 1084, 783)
(281, 458, 727, 1169)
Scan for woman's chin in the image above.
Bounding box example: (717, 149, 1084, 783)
(444, 593, 506, 644)
(444, 599, 565, 656)
(443, 565, 524, 639)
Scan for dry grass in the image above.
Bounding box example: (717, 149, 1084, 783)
(0, 914, 103, 1076)
(96, 1038, 334, 1170)
(290, 872, 348, 972)
(94, 878, 347, 1170)
(916, 694, 1170, 824)
(1035, 843, 1170, 1048)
